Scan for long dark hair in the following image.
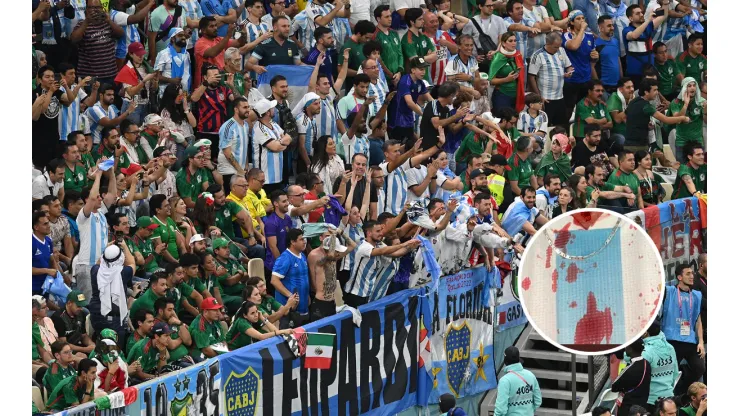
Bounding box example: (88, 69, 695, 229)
(567, 174, 588, 209)
(310, 135, 334, 174)
(160, 83, 186, 125)
(234, 300, 258, 321)
(189, 193, 216, 231)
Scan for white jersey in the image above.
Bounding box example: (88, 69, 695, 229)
(74, 206, 109, 266)
(252, 121, 285, 184)
(59, 85, 88, 141)
(217, 117, 250, 175)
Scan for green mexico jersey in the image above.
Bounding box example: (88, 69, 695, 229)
(176, 167, 210, 202)
(585, 182, 615, 203)
(655, 59, 681, 96)
(678, 53, 706, 82)
(574, 98, 611, 137)
(127, 338, 166, 374)
(130, 288, 162, 320)
(215, 257, 246, 296)
(506, 153, 534, 185)
(151, 216, 180, 261)
(165, 282, 195, 314)
(214, 200, 244, 240)
(401, 31, 435, 81)
(189, 315, 226, 352)
(64, 163, 88, 192)
(668, 99, 704, 147)
(374, 29, 404, 74)
(226, 316, 266, 351)
(259, 296, 283, 316)
(607, 169, 639, 195)
(672, 163, 706, 199)
(606, 93, 627, 135)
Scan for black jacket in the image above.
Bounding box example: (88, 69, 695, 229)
(612, 356, 651, 414)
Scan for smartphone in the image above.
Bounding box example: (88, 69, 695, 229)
(115, 230, 124, 245)
(54, 73, 62, 83)
(90, 76, 98, 86)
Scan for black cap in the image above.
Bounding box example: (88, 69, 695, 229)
(439, 393, 456, 411)
(152, 322, 172, 336)
(487, 154, 508, 167)
(470, 169, 486, 180)
(410, 57, 431, 69)
(504, 346, 520, 363)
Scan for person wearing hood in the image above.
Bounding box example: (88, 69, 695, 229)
(88, 243, 136, 345)
(640, 321, 679, 414)
(667, 77, 706, 162)
(536, 133, 571, 185)
(494, 346, 542, 416)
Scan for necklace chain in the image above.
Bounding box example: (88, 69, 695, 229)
(545, 218, 622, 260)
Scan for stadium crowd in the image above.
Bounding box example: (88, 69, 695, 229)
(31, 0, 707, 414)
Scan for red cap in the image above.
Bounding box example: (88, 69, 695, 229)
(120, 163, 142, 176)
(128, 42, 146, 57)
(200, 297, 222, 310)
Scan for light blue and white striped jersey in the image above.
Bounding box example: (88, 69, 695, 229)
(305, 2, 351, 50)
(85, 102, 119, 145)
(180, 0, 204, 49)
(346, 240, 390, 297)
(504, 16, 536, 58)
(528, 46, 571, 101)
(369, 258, 399, 302)
(252, 120, 285, 184)
(517, 108, 549, 135)
(342, 222, 365, 271)
(349, 73, 389, 119)
(444, 54, 480, 89)
(75, 206, 108, 266)
(218, 117, 250, 174)
(523, 4, 549, 59)
(380, 159, 412, 215)
(65, 0, 87, 37)
(315, 90, 340, 142)
(233, 0, 249, 23)
(340, 133, 370, 165)
(59, 85, 87, 141)
(295, 112, 319, 157)
(292, 10, 310, 54)
(262, 13, 294, 35)
(244, 20, 271, 73)
(109, 9, 138, 59)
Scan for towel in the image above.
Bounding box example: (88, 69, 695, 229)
(406, 201, 437, 230)
(301, 222, 336, 238)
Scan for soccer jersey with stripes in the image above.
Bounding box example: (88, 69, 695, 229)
(252, 121, 285, 185)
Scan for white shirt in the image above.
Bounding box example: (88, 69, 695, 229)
(154, 47, 191, 96)
(32, 172, 63, 200)
(75, 206, 109, 267)
(405, 165, 431, 205)
(349, 0, 371, 26)
(462, 15, 508, 55)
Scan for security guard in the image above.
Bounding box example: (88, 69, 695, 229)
(494, 346, 542, 416)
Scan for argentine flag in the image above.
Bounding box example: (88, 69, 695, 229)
(257, 65, 315, 111)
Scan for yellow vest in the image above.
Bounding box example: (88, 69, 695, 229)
(487, 174, 506, 208)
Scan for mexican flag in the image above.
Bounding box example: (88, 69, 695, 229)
(94, 387, 138, 409)
(304, 333, 335, 370)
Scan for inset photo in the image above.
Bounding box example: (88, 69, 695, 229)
(518, 209, 664, 355)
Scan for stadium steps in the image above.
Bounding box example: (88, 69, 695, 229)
(480, 325, 609, 416)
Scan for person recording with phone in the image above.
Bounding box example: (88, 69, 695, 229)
(87, 238, 137, 348)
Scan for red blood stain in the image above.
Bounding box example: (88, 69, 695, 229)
(551, 269, 558, 292)
(572, 212, 605, 230)
(566, 263, 582, 283)
(574, 292, 613, 345)
(545, 246, 553, 268)
(554, 222, 573, 250)
(569, 301, 577, 308)
(638, 255, 644, 259)
(639, 293, 643, 297)
(629, 224, 637, 230)
(522, 277, 532, 291)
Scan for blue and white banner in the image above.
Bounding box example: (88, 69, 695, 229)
(219, 289, 429, 415)
(256, 65, 314, 109)
(422, 266, 498, 403)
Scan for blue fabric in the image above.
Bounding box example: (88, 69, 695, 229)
(168, 43, 190, 90)
(322, 195, 347, 227)
(33, 235, 54, 292)
(535, 188, 557, 205)
(263, 213, 293, 269)
(42, 271, 71, 308)
(572, 0, 607, 34)
(623, 22, 655, 76)
(563, 31, 596, 84)
(388, 74, 428, 129)
(641, 332, 680, 404)
(417, 235, 442, 293)
(661, 286, 703, 344)
(444, 108, 467, 155)
(272, 250, 310, 314)
(98, 158, 115, 171)
(685, 14, 704, 33)
(501, 200, 536, 236)
(201, 0, 231, 37)
(257, 65, 313, 89)
(595, 36, 621, 86)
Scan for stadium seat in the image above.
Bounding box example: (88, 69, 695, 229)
(663, 144, 677, 165)
(661, 183, 674, 200)
(248, 258, 265, 280)
(85, 314, 93, 338)
(32, 386, 45, 412)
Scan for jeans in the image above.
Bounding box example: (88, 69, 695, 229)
(120, 99, 148, 125)
(232, 237, 266, 260)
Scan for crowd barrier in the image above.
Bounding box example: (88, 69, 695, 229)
(49, 198, 705, 416)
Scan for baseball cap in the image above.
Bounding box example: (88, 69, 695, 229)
(410, 57, 430, 69)
(127, 42, 146, 57)
(185, 145, 203, 159)
(143, 113, 163, 127)
(479, 111, 501, 124)
(137, 216, 159, 230)
(190, 234, 206, 245)
(152, 322, 172, 336)
(152, 146, 169, 158)
(99, 328, 118, 342)
(470, 169, 486, 180)
(212, 237, 229, 250)
(253, 99, 278, 117)
(504, 346, 520, 362)
(193, 138, 212, 148)
(67, 290, 89, 307)
(200, 297, 222, 310)
(120, 163, 142, 176)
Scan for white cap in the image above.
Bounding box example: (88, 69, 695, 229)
(253, 99, 278, 117)
(103, 245, 123, 262)
(323, 237, 348, 252)
(193, 138, 212, 148)
(143, 113, 163, 126)
(190, 234, 206, 245)
(480, 111, 501, 124)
